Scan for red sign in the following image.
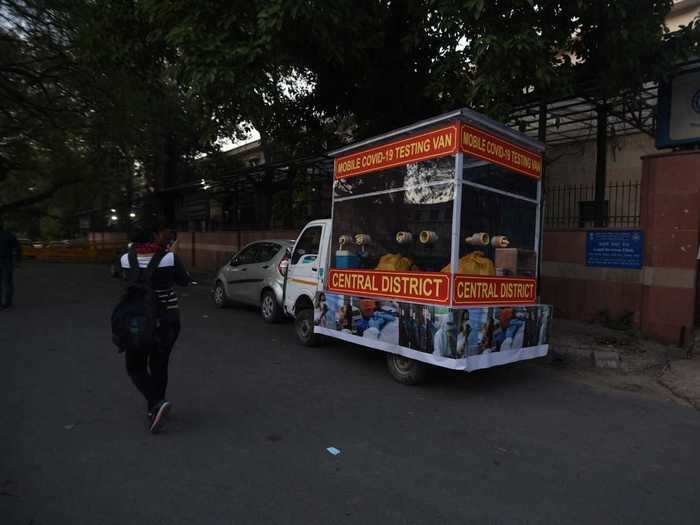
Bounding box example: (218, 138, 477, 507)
(453, 275, 537, 306)
(334, 125, 459, 179)
(460, 125, 542, 179)
(328, 269, 451, 304)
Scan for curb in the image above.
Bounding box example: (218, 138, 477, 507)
(550, 345, 668, 374)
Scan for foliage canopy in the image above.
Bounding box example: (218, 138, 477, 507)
(1, 0, 697, 234)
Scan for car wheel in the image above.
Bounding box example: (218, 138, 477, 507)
(385, 353, 429, 385)
(294, 308, 321, 347)
(212, 281, 229, 308)
(261, 290, 281, 323)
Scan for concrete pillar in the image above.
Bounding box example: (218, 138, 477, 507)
(640, 151, 700, 345)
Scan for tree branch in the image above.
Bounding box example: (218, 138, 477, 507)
(0, 178, 84, 213)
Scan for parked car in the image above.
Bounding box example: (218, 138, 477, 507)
(47, 239, 72, 248)
(212, 239, 294, 323)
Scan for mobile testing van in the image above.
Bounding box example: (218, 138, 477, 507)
(284, 108, 552, 384)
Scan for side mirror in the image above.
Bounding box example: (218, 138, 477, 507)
(279, 258, 289, 276)
(229, 257, 239, 267)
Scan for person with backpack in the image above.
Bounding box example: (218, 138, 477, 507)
(112, 226, 190, 433)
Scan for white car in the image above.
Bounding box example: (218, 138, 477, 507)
(213, 239, 294, 323)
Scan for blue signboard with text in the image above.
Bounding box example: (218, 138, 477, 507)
(586, 230, 644, 269)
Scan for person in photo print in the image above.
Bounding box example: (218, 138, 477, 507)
(456, 310, 471, 358)
(315, 293, 328, 326)
(479, 313, 495, 353)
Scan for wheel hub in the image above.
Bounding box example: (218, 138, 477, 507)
(263, 296, 274, 317)
(393, 355, 413, 372)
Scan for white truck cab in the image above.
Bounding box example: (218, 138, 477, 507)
(283, 219, 332, 346)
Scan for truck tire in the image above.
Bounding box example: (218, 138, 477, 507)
(261, 289, 281, 323)
(386, 353, 429, 385)
(295, 308, 321, 347)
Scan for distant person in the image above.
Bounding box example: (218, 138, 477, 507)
(112, 226, 190, 433)
(0, 221, 21, 310)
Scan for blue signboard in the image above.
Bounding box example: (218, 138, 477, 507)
(586, 230, 644, 269)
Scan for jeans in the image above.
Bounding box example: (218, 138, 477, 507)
(125, 316, 181, 410)
(0, 257, 14, 307)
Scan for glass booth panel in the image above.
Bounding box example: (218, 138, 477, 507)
(462, 157, 538, 200)
(332, 180, 454, 273)
(334, 156, 455, 199)
(457, 188, 537, 278)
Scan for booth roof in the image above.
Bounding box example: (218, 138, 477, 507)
(326, 107, 546, 158)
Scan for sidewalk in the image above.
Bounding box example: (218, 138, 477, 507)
(550, 319, 674, 372)
(659, 359, 700, 410)
(550, 318, 700, 409)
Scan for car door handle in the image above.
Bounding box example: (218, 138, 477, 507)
(261, 265, 270, 269)
(311, 267, 318, 272)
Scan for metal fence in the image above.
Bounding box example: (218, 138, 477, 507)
(544, 181, 641, 229)
(171, 155, 334, 232)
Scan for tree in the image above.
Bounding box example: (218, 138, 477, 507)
(2, 1, 697, 234)
(144, 0, 697, 143)
(0, 0, 224, 234)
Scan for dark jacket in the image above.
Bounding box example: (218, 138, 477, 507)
(0, 230, 21, 259)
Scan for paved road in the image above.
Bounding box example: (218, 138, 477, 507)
(2, 262, 700, 525)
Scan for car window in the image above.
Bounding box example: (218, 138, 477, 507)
(258, 242, 282, 262)
(235, 244, 261, 265)
(291, 226, 322, 265)
(236, 243, 281, 265)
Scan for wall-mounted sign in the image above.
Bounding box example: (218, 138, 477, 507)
(656, 64, 700, 149)
(586, 230, 644, 269)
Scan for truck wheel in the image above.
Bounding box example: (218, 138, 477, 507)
(212, 281, 229, 308)
(261, 290, 281, 323)
(295, 308, 321, 347)
(386, 353, 429, 385)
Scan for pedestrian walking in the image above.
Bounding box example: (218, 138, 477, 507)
(0, 221, 21, 310)
(111, 225, 190, 433)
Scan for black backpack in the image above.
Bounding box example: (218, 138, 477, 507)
(111, 248, 166, 353)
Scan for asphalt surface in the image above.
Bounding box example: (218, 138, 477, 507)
(2, 262, 700, 525)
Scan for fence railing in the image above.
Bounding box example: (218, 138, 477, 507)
(544, 181, 640, 229)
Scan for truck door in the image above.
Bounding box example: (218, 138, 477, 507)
(286, 224, 324, 314)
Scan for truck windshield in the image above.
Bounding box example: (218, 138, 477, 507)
(292, 226, 322, 264)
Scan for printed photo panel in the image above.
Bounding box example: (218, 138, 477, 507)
(315, 293, 552, 366)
